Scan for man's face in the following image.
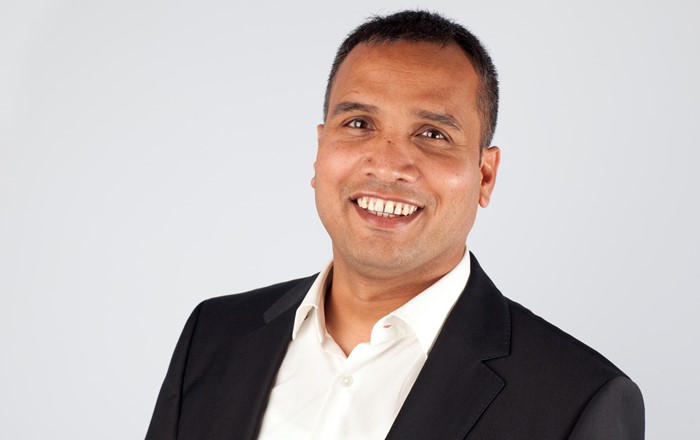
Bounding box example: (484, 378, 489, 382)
(313, 41, 499, 281)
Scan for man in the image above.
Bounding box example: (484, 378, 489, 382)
(146, 10, 644, 440)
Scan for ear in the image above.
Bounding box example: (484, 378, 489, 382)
(479, 146, 500, 208)
(311, 124, 324, 189)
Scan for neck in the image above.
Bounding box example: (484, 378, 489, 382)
(324, 254, 462, 355)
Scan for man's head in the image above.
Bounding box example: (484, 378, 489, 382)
(313, 11, 500, 284)
(324, 10, 499, 148)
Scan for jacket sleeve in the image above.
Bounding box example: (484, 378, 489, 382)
(145, 303, 203, 440)
(567, 376, 645, 440)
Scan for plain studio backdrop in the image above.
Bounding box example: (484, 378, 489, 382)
(1, 0, 698, 438)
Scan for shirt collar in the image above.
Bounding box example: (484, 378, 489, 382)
(292, 263, 333, 343)
(387, 250, 470, 353)
(291, 249, 471, 354)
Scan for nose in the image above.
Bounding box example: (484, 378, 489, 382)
(360, 135, 419, 184)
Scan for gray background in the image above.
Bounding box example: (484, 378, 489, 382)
(1, 0, 698, 438)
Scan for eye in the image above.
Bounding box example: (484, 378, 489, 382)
(420, 129, 446, 140)
(345, 119, 369, 129)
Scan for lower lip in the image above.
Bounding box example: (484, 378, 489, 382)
(352, 202, 421, 229)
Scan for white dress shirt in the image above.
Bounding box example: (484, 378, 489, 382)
(257, 251, 471, 440)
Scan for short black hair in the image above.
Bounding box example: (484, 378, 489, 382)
(324, 10, 499, 147)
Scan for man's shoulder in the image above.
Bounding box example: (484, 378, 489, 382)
(197, 274, 318, 323)
(177, 275, 317, 367)
(496, 296, 628, 382)
(205, 275, 315, 307)
(471, 296, 644, 436)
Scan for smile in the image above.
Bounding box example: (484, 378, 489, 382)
(355, 196, 419, 218)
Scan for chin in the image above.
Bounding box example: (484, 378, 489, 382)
(351, 252, 423, 275)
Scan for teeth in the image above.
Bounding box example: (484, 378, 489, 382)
(374, 199, 384, 213)
(356, 196, 419, 217)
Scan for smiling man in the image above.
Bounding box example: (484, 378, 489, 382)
(146, 11, 644, 440)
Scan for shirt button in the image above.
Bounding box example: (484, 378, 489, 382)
(340, 374, 353, 387)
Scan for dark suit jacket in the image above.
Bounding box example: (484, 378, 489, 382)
(146, 254, 644, 439)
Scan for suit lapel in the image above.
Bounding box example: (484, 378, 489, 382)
(208, 276, 315, 440)
(386, 254, 511, 440)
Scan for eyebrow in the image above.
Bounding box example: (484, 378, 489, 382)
(330, 101, 463, 132)
(330, 101, 379, 116)
(415, 110, 462, 131)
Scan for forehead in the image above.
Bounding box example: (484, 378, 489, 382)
(329, 41, 480, 113)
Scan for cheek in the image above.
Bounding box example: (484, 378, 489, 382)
(313, 148, 353, 210)
(313, 146, 336, 180)
(432, 163, 481, 201)
(314, 143, 361, 186)
(313, 156, 340, 190)
(428, 166, 483, 233)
